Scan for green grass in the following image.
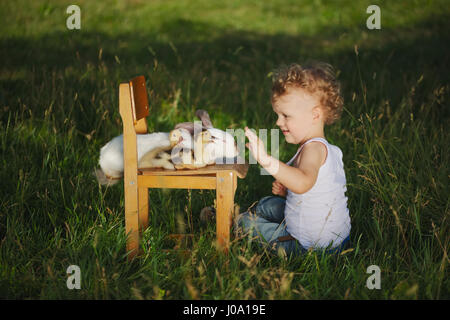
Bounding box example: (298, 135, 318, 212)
(0, 0, 449, 299)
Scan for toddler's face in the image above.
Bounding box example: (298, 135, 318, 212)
(272, 88, 321, 145)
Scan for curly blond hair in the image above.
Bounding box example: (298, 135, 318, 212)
(271, 62, 344, 125)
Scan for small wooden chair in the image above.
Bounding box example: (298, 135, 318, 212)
(119, 75, 248, 259)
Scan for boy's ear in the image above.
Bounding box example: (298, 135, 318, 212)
(312, 106, 322, 121)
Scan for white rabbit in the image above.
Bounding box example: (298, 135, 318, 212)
(168, 127, 206, 169)
(95, 132, 177, 185)
(193, 109, 240, 165)
(169, 127, 194, 150)
(171, 110, 240, 168)
(200, 128, 240, 164)
(168, 127, 223, 169)
(94, 110, 241, 185)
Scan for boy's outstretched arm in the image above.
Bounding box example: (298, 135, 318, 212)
(245, 127, 325, 194)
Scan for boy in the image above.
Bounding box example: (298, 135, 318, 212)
(238, 62, 351, 256)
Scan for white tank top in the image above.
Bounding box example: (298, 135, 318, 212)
(284, 137, 351, 249)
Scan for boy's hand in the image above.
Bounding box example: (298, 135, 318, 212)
(272, 180, 287, 197)
(244, 126, 269, 166)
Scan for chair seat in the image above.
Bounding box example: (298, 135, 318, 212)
(139, 163, 249, 179)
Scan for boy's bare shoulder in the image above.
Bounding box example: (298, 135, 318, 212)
(296, 141, 328, 167)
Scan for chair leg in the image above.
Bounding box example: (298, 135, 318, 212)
(124, 181, 140, 260)
(216, 171, 235, 252)
(138, 187, 149, 232)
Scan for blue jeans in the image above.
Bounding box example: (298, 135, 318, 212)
(235, 196, 350, 257)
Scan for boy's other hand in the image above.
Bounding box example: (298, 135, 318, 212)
(272, 180, 287, 197)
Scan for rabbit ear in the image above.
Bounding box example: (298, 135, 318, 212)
(195, 109, 213, 129)
(175, 121, 203, 135)
(174, 122, 194, 135)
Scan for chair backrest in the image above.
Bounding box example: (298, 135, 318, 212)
(129, 76, 149, 134)
(119, 76, 150, 176)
